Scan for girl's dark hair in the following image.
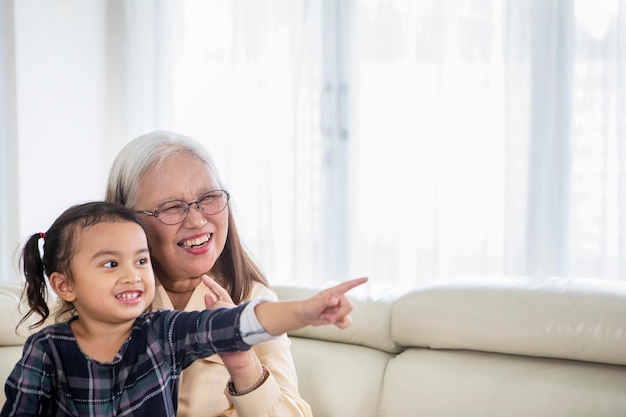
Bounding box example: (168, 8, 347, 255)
(19, 201, 147, 329)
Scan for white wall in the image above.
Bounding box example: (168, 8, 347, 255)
(1, 0, 19, 283)
(9, 0, 119, 280)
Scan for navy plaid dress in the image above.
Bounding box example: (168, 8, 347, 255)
(1, 304, 257, 417)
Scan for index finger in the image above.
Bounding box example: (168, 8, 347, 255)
(326, 277, 368, 295)
(201, 275, 223, 293)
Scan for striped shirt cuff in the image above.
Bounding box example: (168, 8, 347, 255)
(240, 298, 278, 346)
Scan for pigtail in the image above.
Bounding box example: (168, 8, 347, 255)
(18, 233, 50, 329)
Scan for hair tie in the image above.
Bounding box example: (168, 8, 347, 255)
(39, 232, 46, 240)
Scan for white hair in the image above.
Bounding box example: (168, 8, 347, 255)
(105, 130, 224, 208)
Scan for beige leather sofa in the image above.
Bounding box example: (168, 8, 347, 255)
(274, 276, 626, 417)
(2, 276, 626, 416)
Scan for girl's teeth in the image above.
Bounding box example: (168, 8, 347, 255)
(117, 292, 139, 300)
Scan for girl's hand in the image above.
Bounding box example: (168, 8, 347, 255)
(254, 277, 369, 336)
(304, 277, 369, 329)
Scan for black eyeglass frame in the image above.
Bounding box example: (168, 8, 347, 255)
(135, 190, 230, 225)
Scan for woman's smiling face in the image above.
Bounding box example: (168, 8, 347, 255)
(133, 153, 229, 282)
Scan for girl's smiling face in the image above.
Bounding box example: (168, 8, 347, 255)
(54, 220, 155, 326)
(133, 153, 229, 283)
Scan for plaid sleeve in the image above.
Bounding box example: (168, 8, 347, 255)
(155, 300, 272, 370)
(1, 333, 55, 416)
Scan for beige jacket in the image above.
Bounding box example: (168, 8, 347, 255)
(153, 280, 313, 417)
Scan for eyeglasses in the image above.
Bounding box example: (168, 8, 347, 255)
(136, 190, 230, 225)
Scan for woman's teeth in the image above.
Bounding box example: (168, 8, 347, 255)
(180, 234, 211, 248)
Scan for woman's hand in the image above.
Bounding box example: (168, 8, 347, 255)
(201, 274, 236, 309)
(201, 275, 266, 393)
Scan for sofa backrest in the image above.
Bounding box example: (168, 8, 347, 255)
(394, 275, 626, 365)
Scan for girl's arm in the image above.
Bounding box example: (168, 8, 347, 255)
(202, 276, 368, 336)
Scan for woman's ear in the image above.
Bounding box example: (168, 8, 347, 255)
(49, 272, 76, 302)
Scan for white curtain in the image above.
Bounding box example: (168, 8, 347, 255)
(4, 0, 625, 285)
(350, 0, 626, 285)
(145, 0, 625, 285)
(161, 0, 328, 283)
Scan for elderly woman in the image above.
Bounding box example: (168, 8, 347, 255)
(105, 130, 312, 417)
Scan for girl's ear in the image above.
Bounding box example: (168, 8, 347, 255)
(49, 272, 76, 302)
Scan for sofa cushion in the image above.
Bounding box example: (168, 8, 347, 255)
(289, 337, 392, 417)
(379, 348, 626, 417)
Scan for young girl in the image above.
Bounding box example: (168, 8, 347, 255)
(1, 201, 367, 417)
